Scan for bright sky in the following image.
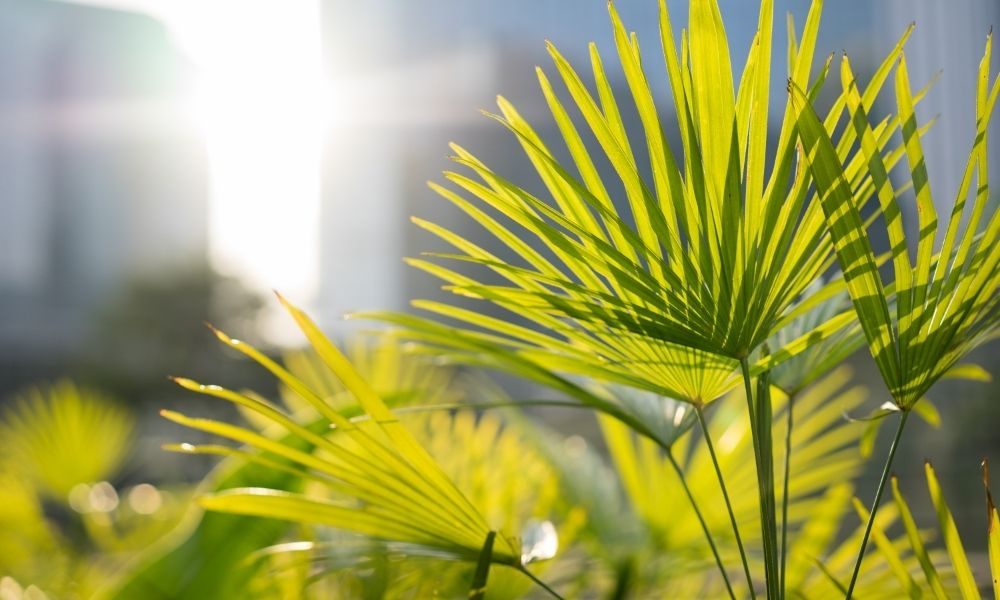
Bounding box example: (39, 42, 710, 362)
(74, 0, 326, 342)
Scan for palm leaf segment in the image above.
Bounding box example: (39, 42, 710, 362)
(163, 295, 521, 567)
(794, 33, 1000, 409)
(393, 0, 923, 407)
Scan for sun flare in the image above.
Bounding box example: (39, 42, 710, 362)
(186, 2, 326, 323)
(76, 0, 327, 341)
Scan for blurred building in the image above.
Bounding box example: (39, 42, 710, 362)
(0, 0, 208, 390)
(876, 0, 1000, 214)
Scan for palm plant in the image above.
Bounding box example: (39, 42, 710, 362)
(371, 0, 936, 595)
(164, 298, 967, 598)
(151, 0, 999, 597)
(159, 295, 1000, 599)
(792, 30, 1000, 597)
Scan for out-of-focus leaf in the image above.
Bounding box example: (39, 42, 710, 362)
(891, 475, 948, 600)
(926, 462, 981, 600)
(984, 460, 1000, 600)
(0, 381, 133, 501)
(910, 400, 941, 428)
(106, 419, 326, 600)
(941, 363, 993, 383)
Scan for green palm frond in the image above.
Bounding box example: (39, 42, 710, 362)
(271, 341, 568, 598)
(793, 34, 1000, 411)
(376, 0, 925, 413)
(793, 32, 998, 596)
(234, 333, 461, 433)
(0, 380, 133, 500)
(792, 34, 998, 595)
(244, 409, 565, 600)
(279, 335, 561, 545)
(165, 296, 566, 595)
(282, 332, 460, 412)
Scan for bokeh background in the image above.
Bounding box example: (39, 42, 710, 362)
(0, 0, 997, 580)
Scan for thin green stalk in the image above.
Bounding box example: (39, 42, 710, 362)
(740, 358, 779, 600)
(779, 392, 795, 596)
(696, 406, 756, 599)
(666, 450, 738, 600)
(845, 410, 910, 599)
(470, 531, 496, 600)
(518, 565, 565, 600)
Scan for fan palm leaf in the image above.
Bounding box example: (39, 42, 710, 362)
(793, 30, 999, 597)
(794, 39, 999, 411)
(391, 0, 927, 413)
(243, 410, 565, 600)
(163, 295, 564, 595)
(277, 343, 565, 571)
(0, 381, 133, 501)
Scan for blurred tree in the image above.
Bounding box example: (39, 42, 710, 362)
(74, 260, 271, 405)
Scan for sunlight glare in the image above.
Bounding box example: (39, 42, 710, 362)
(190, 2, 325, 342)
(70, 0, 328, 343)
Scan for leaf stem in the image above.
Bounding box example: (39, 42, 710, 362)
(517, 565, 565, 600)
(779, 392, 795, 596)
(845, 409, 910, 599)
(696, 405, 756, 599)
(740, 358, 779, 600)
(666, 450, 738, 600)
